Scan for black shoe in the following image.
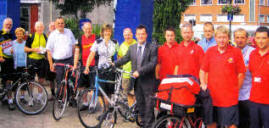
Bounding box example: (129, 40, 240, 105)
(70, 98, 77, 107)
(97, 112, 107, 121)
(8, 103, 16, 111)
(79, 104, 88, 111)
(20, 98, 28, 105)
(1, 99, 8, 105)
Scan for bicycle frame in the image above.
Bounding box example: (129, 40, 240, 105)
(54, 63, 80, 102)
(89, 67, 126, 110)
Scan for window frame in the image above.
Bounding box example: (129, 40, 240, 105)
(234, 0, 245, 5)
(218, 0, 232, 5)
(200, 0, 213, 5)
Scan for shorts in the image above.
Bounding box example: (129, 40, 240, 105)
(249, 101, 269, 128)
(211, 105, 239, 127)
(122, 78, 134, 96)
(27, 58, 46, 79)
(78, 66, 95, 88)
(0, 57, 15, 83)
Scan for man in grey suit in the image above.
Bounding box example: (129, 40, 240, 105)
(115, 25, 158, 128)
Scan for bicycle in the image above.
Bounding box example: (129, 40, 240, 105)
(77, 65, 141, 128)
(52, 63, 81, 120)
(152, 76, 205, 128)
(0, 66, 48, 115)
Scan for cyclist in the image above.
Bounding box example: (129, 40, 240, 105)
(84, 24, 119, 105)
(0, 17, 15, 110)
(24, 21, 47, 103)
(117, 28, 136, 106)
(46, 17, 76, 90)
(74, 22, 97, 110)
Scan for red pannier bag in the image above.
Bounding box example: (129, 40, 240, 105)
(156, 75, 200, 106)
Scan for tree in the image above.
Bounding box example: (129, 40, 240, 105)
(153, 0, 191, 44)
(51, 0, 113, 19)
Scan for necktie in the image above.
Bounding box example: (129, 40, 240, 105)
(137, 46, 142, 69)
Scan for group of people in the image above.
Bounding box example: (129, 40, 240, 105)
(0, 16, 269, 128)
(0, 18, 57, 111)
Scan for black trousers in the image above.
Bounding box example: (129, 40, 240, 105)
(54, 57, 73, 86)
(238, 100, 250, 128)
(134, 78, 155, 128)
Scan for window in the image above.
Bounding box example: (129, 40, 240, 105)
(267, 16, 269, 23)
(201, 0, 212, 5)
(184, 14, 196, 22)
(20, 6, 30, 32)
(217, 15, 228, 22)
(268, 0, 269, 6)
(190, 0, 196, 5)
(259, 15, 265, 22)
(260, 0, 265, 5)
(218, 0, 232, 4)
(234, 0, 244, 4)
(200, 14, 213, 22)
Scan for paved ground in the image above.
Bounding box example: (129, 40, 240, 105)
(0, 86, 139, 128)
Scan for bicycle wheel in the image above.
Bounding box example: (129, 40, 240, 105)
(117, 101, 134, 121)
(77, 89, 106, 128)
(152, 115, 191, 128)
(52, 83, 68, 120)
(15, 82, 48, 115)
(100, 109, 117, 128)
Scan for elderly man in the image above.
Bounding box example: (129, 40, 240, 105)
(25, 21, 47, 85)
(74, 22, 96, 109)
(198, 22, 217, 52)
(200, 26, 246, 128)
(117, 28, 136, 106)
(234, 28, 255, 128)
(0, 17, 15, 110)
(46, 17, 76, 90)
(248, 26, 269, 128)
(24, 21, 48, 103)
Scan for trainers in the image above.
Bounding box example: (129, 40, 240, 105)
(79, 104, 89, 111)
(8, 102, 16, 111)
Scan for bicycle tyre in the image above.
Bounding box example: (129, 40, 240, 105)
(77, 89, 106, 128)
(15, 81, 48, 115)
(52, 83, 68, 120)
(100, 109, 117, 128)
(152, 115, 191, 128)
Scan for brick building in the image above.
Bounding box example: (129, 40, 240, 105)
(182, 0, 269, 39)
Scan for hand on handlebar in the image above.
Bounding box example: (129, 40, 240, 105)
(84, 67, 90, 74)
(200, 83, 207, 91)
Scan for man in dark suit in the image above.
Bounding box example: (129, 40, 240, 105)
(115, 25, 158, 128)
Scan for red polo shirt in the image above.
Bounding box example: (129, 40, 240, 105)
(158, 42, 180, 80)
(81, 34, 96, 66)
(249, 49, 269, 104)
(176, 41, 204, 78)
(201, 45, 246, 107)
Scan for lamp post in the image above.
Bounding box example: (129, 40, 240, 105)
(228, 0, 233, 39)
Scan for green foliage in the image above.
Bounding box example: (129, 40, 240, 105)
(50, 0, 113, 19)
(64, 18, 101, 39)
(221, 4, 241, 15)
(153, 0, 191, 44)
(64, 18, 82, 39)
